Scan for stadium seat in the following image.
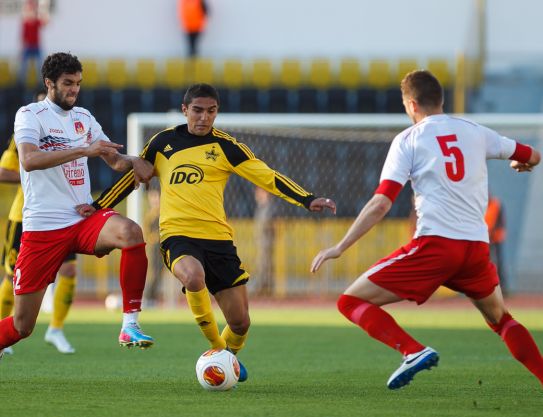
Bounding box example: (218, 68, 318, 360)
(272, 59, 303, 112)
(427, 58, 452, 88)
(218, 59, 245, 112)
(80, 59, 101, 88)
(279, 59, 303, 89)
(105, 59, 129, 90)
(330, 58, 364, 113)
(135, 59, 157, 90)
(298, 59, 333, 113)
(395, 59, 419, 84)
(0, 59, 14, 88)
(367, 60, 393, 90)
(164, 58, 189, 89)
(190, 57, 215, 85)
(239, 59, 274, 112)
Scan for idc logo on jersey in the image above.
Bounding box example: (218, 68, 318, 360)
(169, 164, 204, 185)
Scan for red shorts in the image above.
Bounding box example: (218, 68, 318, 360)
(13, 209, 118, 295)
(365, 235, 499, 304)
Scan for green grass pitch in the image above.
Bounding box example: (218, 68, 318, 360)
(0, 306, 541, 417)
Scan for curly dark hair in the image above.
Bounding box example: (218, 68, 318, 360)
(183, 83, 220, 106)
(41, 52, 83, 84)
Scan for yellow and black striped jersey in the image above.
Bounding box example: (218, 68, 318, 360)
(93, 124, 315, 241)
(0, 135, 24, 222)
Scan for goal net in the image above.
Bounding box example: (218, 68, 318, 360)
(122, 113, 543, 298)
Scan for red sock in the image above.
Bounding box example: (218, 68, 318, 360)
(488, 313, 543, 383)
(119, 243, 148, 313)
(337, 294, 424, 356)
(0, 316, 24, 349)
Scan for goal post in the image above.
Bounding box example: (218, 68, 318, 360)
(126, 112, 543, 295)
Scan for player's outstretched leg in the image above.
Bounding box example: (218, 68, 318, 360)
(337, 294, 437, 389)
(386, 347, 439, 389)
(488, 313, 543, 385)
(118, 243, 154, 349)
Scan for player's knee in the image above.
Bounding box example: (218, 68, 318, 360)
(13, 320, 35, 338)
(117, 219, 144, 246)
(58, 262, 77, 277)
(228, 317, 250, 335)
(337, 293, 368, 320)
(182, 269, 206, 291)
(487, 312, 514, 335)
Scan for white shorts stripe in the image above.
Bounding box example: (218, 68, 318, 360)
(362, 246, 419, 279)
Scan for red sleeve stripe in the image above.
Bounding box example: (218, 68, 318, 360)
(374, 180, 403, 202)
(510, 143, 532, 163)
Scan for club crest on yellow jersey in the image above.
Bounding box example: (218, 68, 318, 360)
(205, 147, 220, 161)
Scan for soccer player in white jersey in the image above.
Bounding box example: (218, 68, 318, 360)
(311, 70, 543, 389)
(0, 52, 155, 357)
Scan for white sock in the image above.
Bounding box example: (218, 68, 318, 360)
(122, 312, 139, 328)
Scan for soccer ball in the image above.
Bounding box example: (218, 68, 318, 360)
(195, 349, 240, 391)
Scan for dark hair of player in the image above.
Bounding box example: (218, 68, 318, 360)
(400, 70, 443, 109)
(183, 83, 220, 106)
(41, 52, 83, 84)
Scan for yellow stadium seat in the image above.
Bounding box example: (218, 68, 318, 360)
(367, 60, 393, 89)
(189, 58, 215, 85)
(249, 59, 274, 89)
(135, 59, 157, 90)
(427, 59, 452, 88)
(0, 59, 13, 87)
(308, 59, 333, 89)
(105, 59, 129, 89)
(80, 59, 100, 88)
(396, 59, 419, 83)
(338, 58, 363, 89)
(279, 59, 303, 88)
(164, 58, 188, 88)
(221, 59, 244, 88)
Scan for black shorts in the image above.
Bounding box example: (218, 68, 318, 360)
(1, 220, 76, 275)
(160, 235, 249, 295)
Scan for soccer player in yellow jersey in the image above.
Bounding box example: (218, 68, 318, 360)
(0, 93, 76, 354)
(78, 83, 337, 381)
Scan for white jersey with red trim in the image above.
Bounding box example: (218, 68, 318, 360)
(380, 114, 516, 242)
(14, 97, 110, 231)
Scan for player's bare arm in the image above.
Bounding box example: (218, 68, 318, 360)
(311, 194, 392, 273)
(17, 140, 123, 171)
(100, 154, 154, 189)
(510, 147, 541, 172)
(0, 166, 20, 183)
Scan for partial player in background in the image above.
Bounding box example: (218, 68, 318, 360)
(0, 52, 155, 359)
(485, 193, 508, 295)
(312, 70, 543, 389)
(78, 83, 337, 382)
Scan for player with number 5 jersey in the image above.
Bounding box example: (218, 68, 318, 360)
(311, 69, 543, 390)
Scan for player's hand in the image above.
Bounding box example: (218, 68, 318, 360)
(310, 246, 343, 273)
(510, 160, 534, 172)
(132, 158, 154, 189)
(309, 197, 336, 214)
(75, 203, 96, 218)
(85, 140, 123, 158)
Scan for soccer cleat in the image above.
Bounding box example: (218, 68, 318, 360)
(119, 323, 154, 349)
(3, 346, 13, 355)
(237, 359, 248, 382)
(387, 346, 439, 390)
(0, 349, 3, 360)
(226, 348, 248, 382)
(45, 327, 76, 354)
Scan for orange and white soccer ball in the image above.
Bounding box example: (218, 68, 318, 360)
(195, 349, 240, 391)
